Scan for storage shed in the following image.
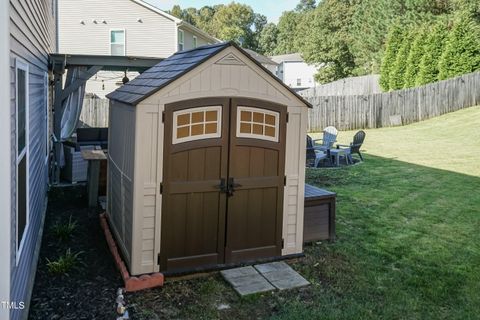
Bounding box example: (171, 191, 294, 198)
(106, 42, 311, 275)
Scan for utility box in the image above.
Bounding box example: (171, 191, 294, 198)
(303, 184, 336, 242)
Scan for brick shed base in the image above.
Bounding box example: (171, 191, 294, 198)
(99, 213, 164, 292)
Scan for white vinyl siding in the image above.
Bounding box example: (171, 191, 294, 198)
(110, 30, 126, 56)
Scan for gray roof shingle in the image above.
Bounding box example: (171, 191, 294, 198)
(106, 41, 312, 108)
(107, 42, 229, 105)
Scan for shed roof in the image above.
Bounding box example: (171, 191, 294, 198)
(107, 42, 312, 108)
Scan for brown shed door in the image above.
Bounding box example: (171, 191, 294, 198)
(161, 98, 286, 272)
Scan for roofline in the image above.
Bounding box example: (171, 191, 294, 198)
(229, 43, 312, 108)
(130, 0, 220, 43)
(130, 0, 181, 22)
(178, 21, 221, 44)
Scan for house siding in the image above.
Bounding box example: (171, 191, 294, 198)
(9, 0, 55, 319)
(58, 0, 177, 58)
(58, 0, 218, 98)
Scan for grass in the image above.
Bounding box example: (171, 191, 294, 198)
(128, 106, 480, 319)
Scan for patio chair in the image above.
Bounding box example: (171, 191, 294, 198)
(306, 135, 327, 167)
(313, 126, 338, 152)
(337, 130, 366, 162)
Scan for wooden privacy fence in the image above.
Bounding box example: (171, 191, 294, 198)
(301, 71, 480, 132)
(79, 97, 109, 127)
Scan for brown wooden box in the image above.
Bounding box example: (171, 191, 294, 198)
(304, 184, 336, 243)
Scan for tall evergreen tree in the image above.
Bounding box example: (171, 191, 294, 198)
(274, 11, 300, 54)
(404, 26, 428, 88)
(438, 13, 480, 80)
(379, 24, 405, 91)
(389, 29, 415, 90)
(416, 21, 448, 86)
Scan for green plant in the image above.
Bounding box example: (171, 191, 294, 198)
(438, 13, 480, 80)
(51, 215, 77, 241)
(416, 21, 449, 86)
(389, 28, 415, 90)
(46, 249, 83, 275)
(379, 23, 405, 91)
(404, 25, 428, 88)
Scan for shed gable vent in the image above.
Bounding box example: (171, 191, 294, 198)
(215, 53, 246, 66)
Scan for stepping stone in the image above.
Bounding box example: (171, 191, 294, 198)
(254, 262, 310, 290)
(221, 266, 275, 296)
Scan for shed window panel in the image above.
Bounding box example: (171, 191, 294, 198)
(173, 106, 222, 144)
(237, 107, 279, 142)
(110, 30, 125, 56)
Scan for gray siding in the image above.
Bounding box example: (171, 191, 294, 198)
(9, 0, 55, 319)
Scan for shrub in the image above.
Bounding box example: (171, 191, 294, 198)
(51, 215, 77, 241)
(438, 13, 480, 80)
(416, 21, 449, 86)
(46, 249, 83, 275)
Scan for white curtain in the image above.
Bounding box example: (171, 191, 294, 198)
(60, 67, 87, 140)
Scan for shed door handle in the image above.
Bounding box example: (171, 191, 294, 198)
(227, 177, 242, 196)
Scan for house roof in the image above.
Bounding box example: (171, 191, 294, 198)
(244, 49, 278, 66)
(270, 53, 304, 63)
(130, 0, 219, 43)
(107, 42, 312, 108)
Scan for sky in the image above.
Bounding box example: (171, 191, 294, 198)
(145, 0, 299, 23)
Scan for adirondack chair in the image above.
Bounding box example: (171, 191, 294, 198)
(313, 126, 338, 151)
(306, 135, 327, 167)
(337, 130, 366, 162)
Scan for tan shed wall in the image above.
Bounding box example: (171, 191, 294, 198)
(129, 47, 307, 274)
(107, 101, 136, 267)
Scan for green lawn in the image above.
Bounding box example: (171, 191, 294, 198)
(129, 106, 480, 320)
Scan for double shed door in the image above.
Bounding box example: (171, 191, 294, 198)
(161, 98, 287, 272)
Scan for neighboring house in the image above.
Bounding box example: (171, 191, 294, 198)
(244, 49, 279, 75)
(58, 0, 220, 98)
(1, 1, 56, 319)
(271, 53, 318, 91)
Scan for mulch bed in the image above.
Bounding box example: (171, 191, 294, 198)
(29, 186, 122, 320)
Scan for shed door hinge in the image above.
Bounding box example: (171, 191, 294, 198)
(160, 182, 163, 194)
(284, 176, 287, 186)
(281, 238, 285, 249)
(162, 111, 165, 123)
(286, 112, 289, 123)
(157, 253, 161, 265)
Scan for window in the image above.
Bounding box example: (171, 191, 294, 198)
(237, 107, 279, 142)
(15, 59, 29, 263)
(173, 106, 222, 144)
(297, 78, 302, 86)
(193, 36, 198, 48)
(110, 30, 125, 56)
(178, 29, 184, 51)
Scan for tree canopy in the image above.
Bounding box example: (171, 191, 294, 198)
(168, 0, 480, 85)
